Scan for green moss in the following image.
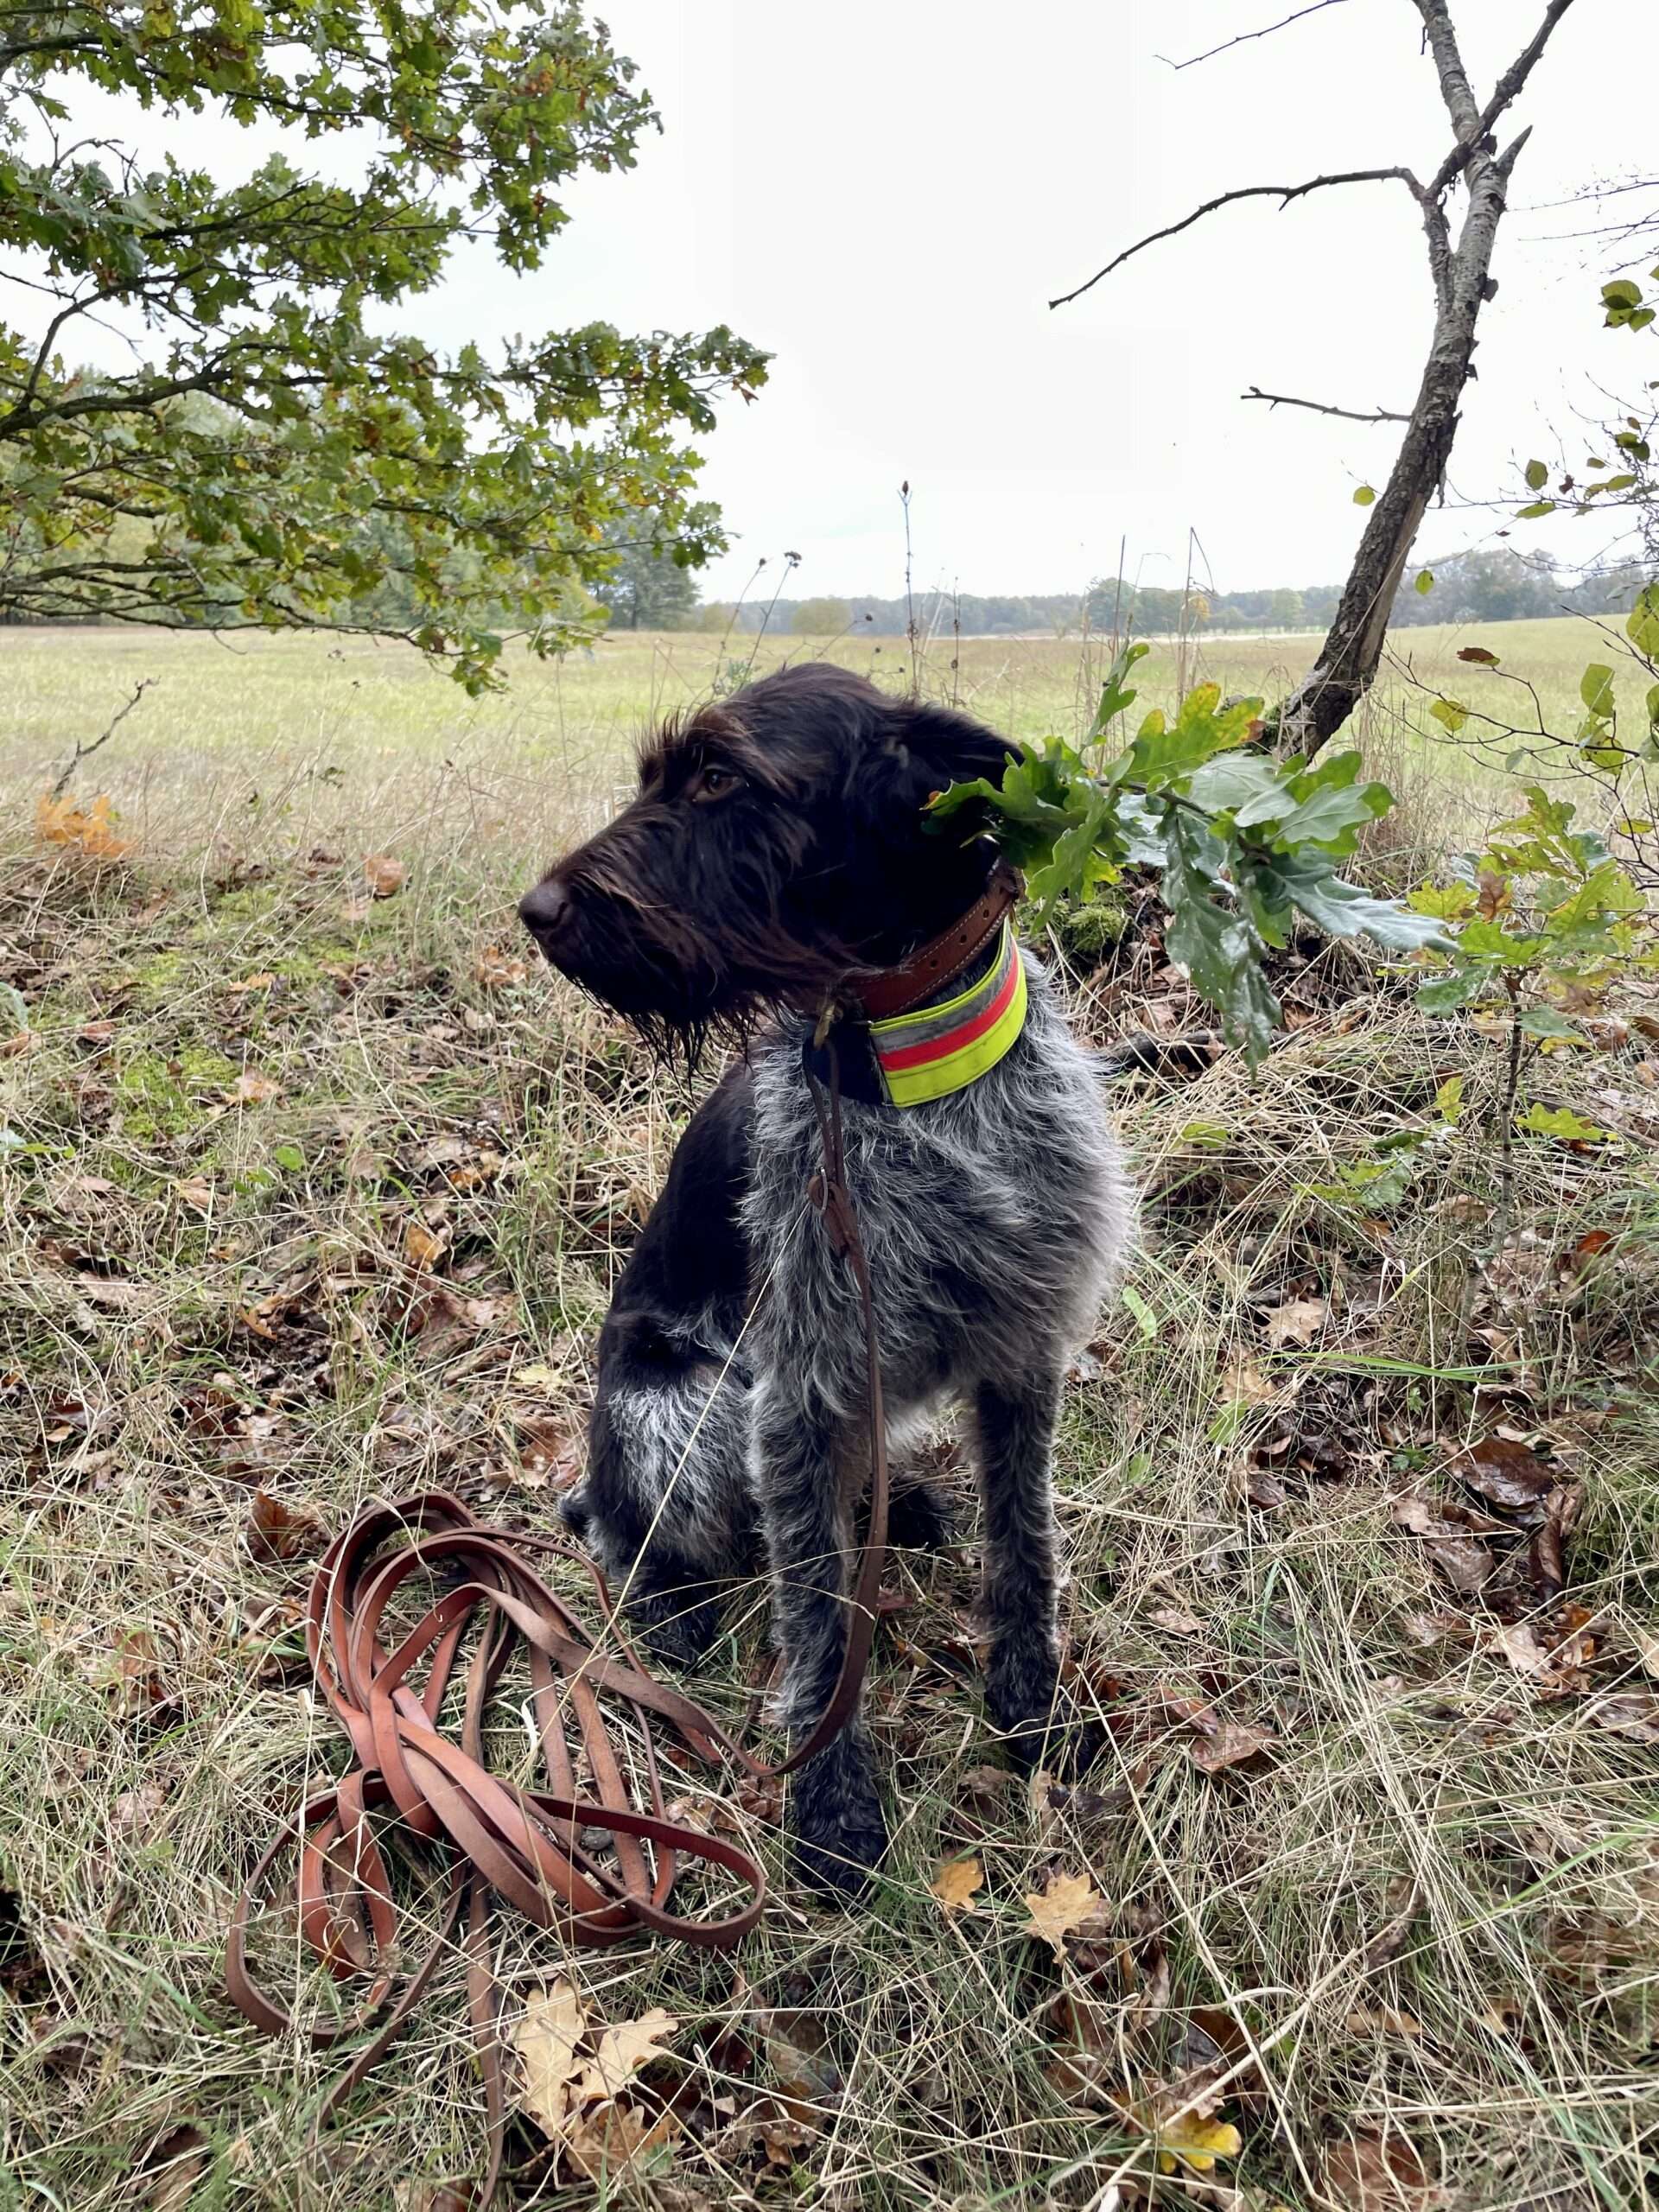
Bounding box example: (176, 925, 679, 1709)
(113, 1048, 239, 1138)
(1049, 893, 1131, 967)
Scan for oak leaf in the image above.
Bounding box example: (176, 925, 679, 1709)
(1263, 1296, 1329, 1350)
(515, 1980, 586, 2138)
(565, 2102, 675, 2181)
(573, 2006, 677, 2103)
(36, 791, 136, 860)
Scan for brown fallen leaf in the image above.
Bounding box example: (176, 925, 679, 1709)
(175, 1177, 214, 1212)
(108, 1628, 166, 1714)
(1459, 1433, 1555, 1516)
(1147, 1603, 1205, 1637)
(516, 1980, 586, 2139)
(573, 2007, 678, 2105)
(514, 1418, 583, 1491)
(226, 1071, 282, 1106)
(111, 1777, 170, 1840)
(1345, 2004, 1423, 2040)
(246, 1489, 327, 1564)
(1263, 1295, 1329, 1351)
(1220, 1355, 1280, 1406)
(1587, 1692, 1659, 1745)
(1489, 1622, 1554, 1679)
(1527, 1481, 1580, 1598)
(1243, 1466, 1288, 1510)
(225, 972, 276, 995)
(1630, 1622, 1659, 1682)
(1324, 2129, 1435, 2209)
(404, 1219, 448, 1271)
(1188, 1719, 1276, 1774)
(363, 854, 406, 899)
(1393, 1495, 1494, 1595)
(141, 2124, 209, 2212)
(475, 944, 528, 989)
(1022, 1870, 1105, 1957)
(564, 2103, 675, 2182)
(930, 1856, 983, 1914)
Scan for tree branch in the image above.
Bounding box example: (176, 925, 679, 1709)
(1156, 0, 1352, 71)
(1243, 385, 1410, 423)
(1048, 170, 1421, 309)
(1424, 0, 1576, 199)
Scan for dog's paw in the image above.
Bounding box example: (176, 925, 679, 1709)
(789, 1736, 888, 1902)
(985, 1633, 1060, 1767)
(885, 1473, 957, 1553)
(627, 1591, 721, 1672)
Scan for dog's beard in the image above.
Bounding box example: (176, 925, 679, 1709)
(536, 876, 859, 1072)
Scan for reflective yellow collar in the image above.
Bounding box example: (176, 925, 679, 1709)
(865, 918, 1027, 1106)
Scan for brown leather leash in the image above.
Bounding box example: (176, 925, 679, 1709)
(226, 1039, 891, 2197)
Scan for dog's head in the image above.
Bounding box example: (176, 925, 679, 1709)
(518, 663, 1014, 1046)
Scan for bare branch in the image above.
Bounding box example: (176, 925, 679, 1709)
(1421, 0, 1576, 198)
(1156, 0, 1352, 71)
(50, 677, 157, 801)
(1048, 169, 1420, 309)
(1243, 386, 1410, 424)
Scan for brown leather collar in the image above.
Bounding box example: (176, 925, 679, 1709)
(853, 858, 1023, 1022)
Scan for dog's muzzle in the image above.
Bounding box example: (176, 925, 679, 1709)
(518, 876, 575, 955)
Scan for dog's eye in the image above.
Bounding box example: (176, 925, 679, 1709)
(689, 764, 741, 804)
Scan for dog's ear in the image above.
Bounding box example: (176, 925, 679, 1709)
(858, 698, 1017, 832)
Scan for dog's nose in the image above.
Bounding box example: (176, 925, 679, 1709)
(519, 878, 573, 944)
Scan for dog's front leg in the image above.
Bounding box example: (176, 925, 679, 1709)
(752, 1376, 887, 1898)
(974, 1369, 1065, 1764)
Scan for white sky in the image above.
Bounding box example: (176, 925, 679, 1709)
(521, 0, 1653, 603)
(11, 0, 1654, 606)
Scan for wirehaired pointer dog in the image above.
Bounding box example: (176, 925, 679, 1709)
(520, 664, 1134, 1895)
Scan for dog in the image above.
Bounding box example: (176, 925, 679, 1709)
(520, 662, 1135, 1894)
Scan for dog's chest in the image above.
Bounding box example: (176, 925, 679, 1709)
(741, 969, 1128, 1389)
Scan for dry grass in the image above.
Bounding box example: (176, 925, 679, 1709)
(2, 626, 1658, 2212)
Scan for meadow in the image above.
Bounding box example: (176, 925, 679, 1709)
(1, 616, 1656, 2212)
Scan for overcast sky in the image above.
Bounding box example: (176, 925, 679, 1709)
(14, 0, 1654, 607)
(515, 0, 1652, 603)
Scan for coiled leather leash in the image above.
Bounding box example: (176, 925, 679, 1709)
(226, 1036, 889, 2197)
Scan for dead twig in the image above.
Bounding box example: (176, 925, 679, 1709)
(50, 676, 156, 799)
(1157, 0, 1354, 73)
(1243, 386, 1411, 425)
(1047, 172, 1418, 311)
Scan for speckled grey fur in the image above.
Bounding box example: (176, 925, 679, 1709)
(741, 949, 1133, 1891)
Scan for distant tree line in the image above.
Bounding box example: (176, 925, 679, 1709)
(694, 548, 1647, 638)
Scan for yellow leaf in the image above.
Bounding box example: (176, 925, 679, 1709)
(514, 1980, 586, 2139)
(573, 2007, 677, 2104)
(931, 1856, 983, 1913)
(1022, 1870, 1103, 1955)
(1156, 2113, 1243, 2174)
(363, 853, 406, 898)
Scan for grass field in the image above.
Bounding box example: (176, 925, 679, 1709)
(2, 619, 1657, 2212)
